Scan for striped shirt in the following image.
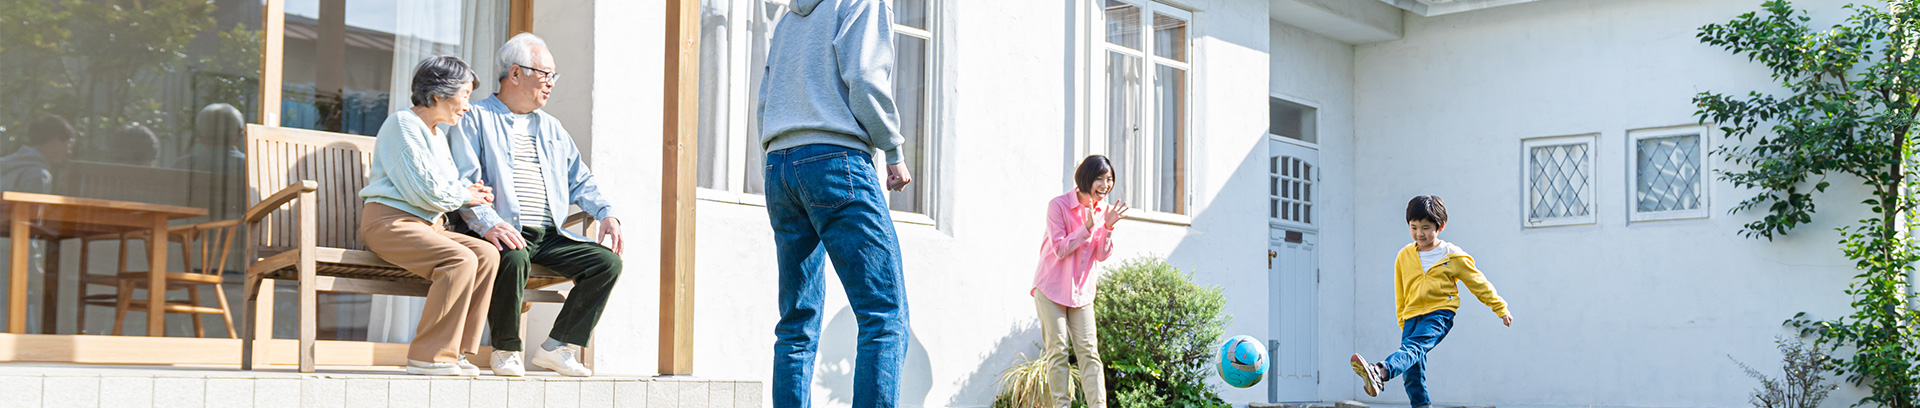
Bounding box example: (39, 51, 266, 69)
(508, 114, 554, 227)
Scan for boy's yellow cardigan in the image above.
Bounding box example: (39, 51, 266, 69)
(1394, 242, 1510, 328)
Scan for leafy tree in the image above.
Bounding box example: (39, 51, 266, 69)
(1695, 1, 1920, 406)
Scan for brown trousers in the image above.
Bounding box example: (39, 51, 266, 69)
(359, 203, 499, 363)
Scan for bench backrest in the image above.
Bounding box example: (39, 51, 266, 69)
(244, 124, 376, 258)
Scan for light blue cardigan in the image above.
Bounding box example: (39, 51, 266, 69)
(360, 109, 471, 221)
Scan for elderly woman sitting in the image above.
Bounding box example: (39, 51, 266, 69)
(357, 55, 500, 376)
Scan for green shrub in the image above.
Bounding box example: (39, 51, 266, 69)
(1095, 256, 1231, 408)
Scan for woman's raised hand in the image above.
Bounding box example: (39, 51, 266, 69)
(1103, 201, 1131, 229)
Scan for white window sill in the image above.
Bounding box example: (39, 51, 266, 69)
(1628, 210, 1708, 223)
(1522, 216, 1595, 228)
(696, 187, 935, 227)
(1125, 209, 1192, 227)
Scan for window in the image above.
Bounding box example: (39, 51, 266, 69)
(698, 0, 940, 217)
(1094, 0, 1189, 215)
(1271, 155, 1314, 225)
(1, 0, 268, 336)
(1270, 97, 1316, 144)
(1522, 134, 1597, 227)
(1628, 125, 1708, 222)
(1268, 97, 1317, 229)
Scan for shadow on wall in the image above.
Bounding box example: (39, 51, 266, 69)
(816, 307, 933, 406)
(946, 322, 1044, 407)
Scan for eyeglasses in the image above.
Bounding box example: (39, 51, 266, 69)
(517, 64, 560, 83)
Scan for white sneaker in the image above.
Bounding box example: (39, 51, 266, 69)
(529, 345, 592, 377)
(491, 350, 525, 377)
(455, 356, 480, 376)
(406, 359, 462, 376)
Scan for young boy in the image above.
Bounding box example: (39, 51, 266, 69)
(1350, 195, 1513, 407)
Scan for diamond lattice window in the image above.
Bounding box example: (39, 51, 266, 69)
(1635, 135, 1701, 213)
(1524, 136, 1596, 226)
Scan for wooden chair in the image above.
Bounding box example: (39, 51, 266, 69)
(91, 221, 242, 338)
(238, 124, 578, 373)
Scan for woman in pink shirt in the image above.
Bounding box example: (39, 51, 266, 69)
(1032, 155, 1129, 407)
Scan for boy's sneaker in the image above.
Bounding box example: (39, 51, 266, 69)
(530, 344, 593, 377)
(406, 360, 463, 376)
(455, 356, 481, 376)
(491, 350, 525, 377)
(1350, 353, 1385, 397)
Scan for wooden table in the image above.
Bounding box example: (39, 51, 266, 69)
(2, 192, 207, 336)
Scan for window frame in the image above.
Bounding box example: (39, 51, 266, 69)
(695, 0, 941, 224)
(1267, 92, 1319, 232)
(1087, 0, 1195, 221)
(1520, 133, 1598, 228)
(1626, 124, 1711, 223)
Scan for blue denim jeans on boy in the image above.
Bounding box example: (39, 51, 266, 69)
(1382, 310, 1455, 408)
(765, 145, 911, 408)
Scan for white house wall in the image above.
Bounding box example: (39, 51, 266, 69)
(1353, 0, 1869, 406)
(563, 0, 1276, 406)
(1268, 19, 1359, 402)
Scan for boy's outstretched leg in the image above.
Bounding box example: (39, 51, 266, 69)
(1349, 353, 1385, 397)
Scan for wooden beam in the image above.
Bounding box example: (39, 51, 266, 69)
(260, 0, 285, 126)
(659, 0, 699, 376)
(510, 0, 534, 37)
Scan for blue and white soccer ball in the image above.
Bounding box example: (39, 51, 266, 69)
(1217, 334, 1269, 388)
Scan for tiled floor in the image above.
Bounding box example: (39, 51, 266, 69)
(0, 363, 761, 408)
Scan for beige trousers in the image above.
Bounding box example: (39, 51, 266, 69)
(359, 203, 499, 363)
(1036, 291, 1106, 408)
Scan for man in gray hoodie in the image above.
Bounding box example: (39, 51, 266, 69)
(0, 115, 74, 194)
(758, 0, 912, 407)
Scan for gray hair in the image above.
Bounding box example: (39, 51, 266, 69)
(496, 33, 549, 81)
(194, 103, 244, 145)
(411, 55, 477, 108)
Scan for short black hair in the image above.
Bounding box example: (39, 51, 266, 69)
(1406, 195, 1448, 226)
(410, 55, 478, 108)
(1074, 155, 1114, 194)
(27, 114, 74, 145)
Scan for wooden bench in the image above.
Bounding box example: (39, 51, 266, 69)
(238, 124, 584, 373)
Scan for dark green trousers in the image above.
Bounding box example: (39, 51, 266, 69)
(486, 225, 622, 352)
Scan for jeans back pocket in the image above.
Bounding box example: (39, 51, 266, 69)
(793, 150, 859, 209)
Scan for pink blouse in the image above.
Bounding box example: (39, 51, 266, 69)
(1031, 191, 1115, 308)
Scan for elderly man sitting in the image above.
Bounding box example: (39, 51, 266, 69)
(449, 33, 624, 378)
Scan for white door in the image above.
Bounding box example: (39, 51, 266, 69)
(1268, 137, 1318, 401)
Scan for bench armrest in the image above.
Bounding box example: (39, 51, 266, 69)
(244, 180, 320, 225)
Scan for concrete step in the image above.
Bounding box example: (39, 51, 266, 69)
(0, 363, 761, 408)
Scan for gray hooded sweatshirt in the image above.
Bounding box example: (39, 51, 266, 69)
(758, 0, 906, 164)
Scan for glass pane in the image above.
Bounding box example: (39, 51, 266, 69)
(282, 0, 463, 136)
(697, 0, 733, 189)
(1635, 135, 1702, 213)
(1104, 0, 1141, 50)
(1152, 64, 1186, 213)
(1, 0, 268, 335)
(1105, 51, 1142, 205)
(888, 34, 929, 213)
(1270, 98, 1316, 143)
(896, 0, 928, 30)
(1152, 12, 1186, 61)
(1270, 199, 1278, 219)
(1528, 143, 1593, 219)
(743, 0, 781, 195)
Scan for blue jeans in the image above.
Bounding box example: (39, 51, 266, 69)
(1382, 310, 1454, 408)
(765, 145, 910, 408)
